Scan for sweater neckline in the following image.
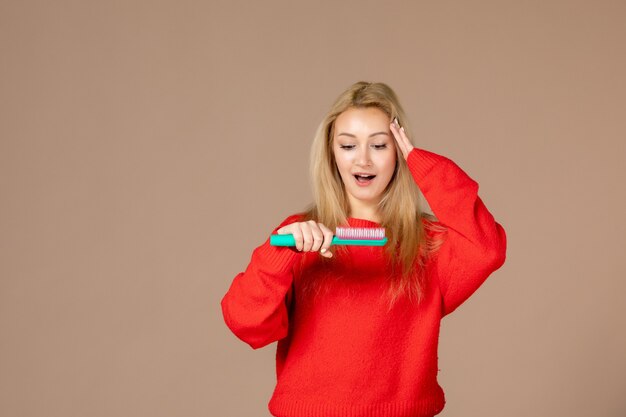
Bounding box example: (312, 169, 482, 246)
(347, 217, 382, 227)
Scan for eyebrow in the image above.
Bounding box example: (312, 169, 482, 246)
(337, 132, 390, 138)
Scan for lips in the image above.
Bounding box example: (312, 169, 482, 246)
(354, 173, 376, 183)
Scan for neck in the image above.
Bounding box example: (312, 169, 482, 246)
(348, 198, 382, 223)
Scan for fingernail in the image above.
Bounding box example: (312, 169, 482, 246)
(320, 248, 326, 253)
(394, 117, 399, 127)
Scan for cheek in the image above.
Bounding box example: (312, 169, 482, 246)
(375, 153, 396, 175)
(333, 151, 351, 171)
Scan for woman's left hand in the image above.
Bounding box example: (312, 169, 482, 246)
(390, 117, 414, 160)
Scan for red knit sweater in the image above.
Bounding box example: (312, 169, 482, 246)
(221, 148, 507, 417)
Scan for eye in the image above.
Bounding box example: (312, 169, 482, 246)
(339, 145, 355, 150)
(373, 144, 387, 149)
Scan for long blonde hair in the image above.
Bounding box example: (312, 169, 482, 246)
(300, 81, 445, 306)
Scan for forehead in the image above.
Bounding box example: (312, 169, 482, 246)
(334, 107, 390, 133)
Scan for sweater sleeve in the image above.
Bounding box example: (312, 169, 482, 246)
(221, 214, 304, 349)
(406, 148, 507, 316)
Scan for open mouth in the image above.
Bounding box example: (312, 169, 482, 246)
(354, 174, 376, 183)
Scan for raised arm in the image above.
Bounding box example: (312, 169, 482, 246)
(391, 119, 507, 315)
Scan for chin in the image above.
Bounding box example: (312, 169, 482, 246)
(351, 192, 382, 202)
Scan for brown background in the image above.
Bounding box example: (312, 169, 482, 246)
(2, 1, 625, 416)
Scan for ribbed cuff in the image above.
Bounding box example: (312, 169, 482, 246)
(269, 396, 444, 417)
(406, 148, 446, 182)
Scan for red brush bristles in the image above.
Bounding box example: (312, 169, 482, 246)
(335, 227, 386, 240)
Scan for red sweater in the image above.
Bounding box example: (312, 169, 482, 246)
(221, 148, 507, 417)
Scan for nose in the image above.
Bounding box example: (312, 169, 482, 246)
(355, 146, 372, 167)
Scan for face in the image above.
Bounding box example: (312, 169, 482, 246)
(332, 107, 398, 212)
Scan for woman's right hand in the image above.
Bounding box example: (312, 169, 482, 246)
(275, 221, 334, 258)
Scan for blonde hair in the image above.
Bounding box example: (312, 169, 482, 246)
(300, 81, 446, 306)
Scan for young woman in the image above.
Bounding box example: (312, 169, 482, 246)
(221, 81, 507, 417)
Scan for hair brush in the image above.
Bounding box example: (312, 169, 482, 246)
(270, 226, 387, 247)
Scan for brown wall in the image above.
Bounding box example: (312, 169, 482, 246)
(2, 1, 625, 416)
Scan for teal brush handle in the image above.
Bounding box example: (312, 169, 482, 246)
(270, 234, 387, 247)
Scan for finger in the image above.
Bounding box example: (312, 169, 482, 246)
(398, 126, 414, 153)
(300, 222, 314, 252)
(390, 123, 409, 158)
(276, 224, 301, 250)
(276, 225, 289, 234)
(390, 119, 413, 159)
(395, 118, 414, 153)
(308, 220, 324, 252)
(392, 118, 410, 145)
(291, 225, 304, 251)
(318, 223, 334, 257)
